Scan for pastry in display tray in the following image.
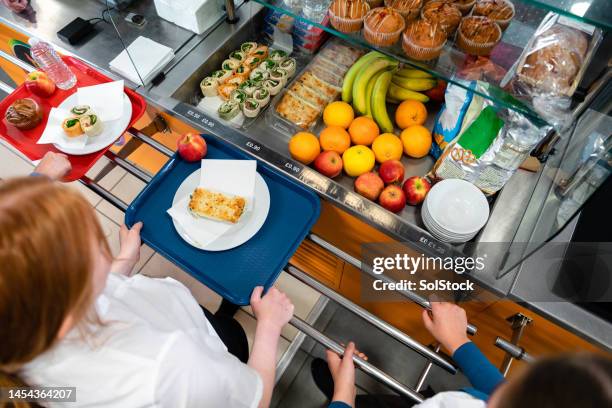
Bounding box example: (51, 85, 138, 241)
(402, 19, 447, 61)
(273, 40, 363, 131)
(456, 16, 502, 56)
(363, 7, 406, 46)
(328, 0, 371, 33)
(384, 0, 423, 22)
(420, 1, 462, 35)
(472, 0, 515, 30)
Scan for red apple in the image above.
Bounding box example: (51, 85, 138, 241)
(354, 172, 384, 201)
(25, 71, 56, 97)
(378, 160, 405, 185)
(314, 151, 343, 178)
(425, 80, 446, 103)
(177, 133, 207, 162)
(379, 185, 406, 213)
(402, 176, 431, 206)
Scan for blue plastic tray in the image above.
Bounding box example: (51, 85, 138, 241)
(125, 135, 321, 305)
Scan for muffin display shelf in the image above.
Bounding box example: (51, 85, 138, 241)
(252, 0, 603, 128)
(0, 56, 146, 181)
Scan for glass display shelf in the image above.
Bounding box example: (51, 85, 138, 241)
(521, 0, 612, 30)
(252, 0, 602, 128)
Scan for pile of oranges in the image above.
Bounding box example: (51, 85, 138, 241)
(288, 100, 433, 179)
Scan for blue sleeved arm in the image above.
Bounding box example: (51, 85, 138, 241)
(453, 341, 504, 396)
(329, 402, 352, 408)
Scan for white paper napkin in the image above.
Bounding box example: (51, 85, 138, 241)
(77, 80, 124, 121)
(109, 36, 174, 86)
(167, 160, 257, 247)
(37, 108, 87, 149)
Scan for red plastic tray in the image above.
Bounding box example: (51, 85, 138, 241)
(0, 56, 146, 181)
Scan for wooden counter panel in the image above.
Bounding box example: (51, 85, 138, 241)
(291, 239, 344, 290)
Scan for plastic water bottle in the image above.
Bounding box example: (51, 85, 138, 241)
(28, 38, 76, 90)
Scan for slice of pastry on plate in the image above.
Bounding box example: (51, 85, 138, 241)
(188, 188, 246, 224)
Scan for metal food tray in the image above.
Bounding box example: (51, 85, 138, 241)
(125, 134, 321, 305)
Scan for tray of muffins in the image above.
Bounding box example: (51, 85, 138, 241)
(0, 56, 146, 181)
(327, 0, 516, 61)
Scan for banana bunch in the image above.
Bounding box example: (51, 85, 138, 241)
(386, 68, 436, 104)
(342, 53, 436, 133)
(342, 52, 398, 133)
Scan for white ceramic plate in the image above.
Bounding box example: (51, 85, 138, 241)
(53, 92, 132, 155)
(425, 179, 489, 235)
(171, 169, 270, 251)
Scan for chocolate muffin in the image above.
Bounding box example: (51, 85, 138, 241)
(5, 98, 42, 130)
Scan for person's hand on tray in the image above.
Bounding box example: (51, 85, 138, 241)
(33, 152, 71, 181)
(111, 222, 143, 276)
(250, 286, 294, 333)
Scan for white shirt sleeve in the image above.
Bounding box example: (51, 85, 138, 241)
(154, 332, 262, 408)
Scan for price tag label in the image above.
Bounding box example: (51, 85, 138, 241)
(176, 104, 216, 130)
(419, 236, 446, 255)
(283, 160, 302, 174)
(245, 140, 262, 152)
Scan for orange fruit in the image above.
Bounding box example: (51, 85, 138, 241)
(395, 100, 428, 129)
(372, 133, 403, 163)
(342, 145, 376, 177)
(323, 101, 354, 129)
(289, 132, 320, 164)
(400, 125, 432, 158)
(319, 126, 351, 154)
(348, 116, 380, 146)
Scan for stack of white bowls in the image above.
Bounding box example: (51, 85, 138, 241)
(422, 179, 490, 243)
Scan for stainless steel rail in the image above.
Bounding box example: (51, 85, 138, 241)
(104, 150, 153, 183)
(78, 175, 128, 211)
(290, 315, 425, 403)
(415, 344, 440, 392)
(495, 337, 535, 364)
(308, 233, 478, 336)
(0, 49, 35, 73)
(286, 265, 457, 374)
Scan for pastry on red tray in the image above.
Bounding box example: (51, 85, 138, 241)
(456, 16, 502, 56)
(329, 0, 371, 33)
(5, 98, 42, 130)
(472, 0, 514, 30)
(402, 19, 447, 60)
(384, 0, 423, 22)
(363, 7, 406, 46)
(421, 1, 462, 35)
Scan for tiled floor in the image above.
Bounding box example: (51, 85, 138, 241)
(0, 142, 320, 366)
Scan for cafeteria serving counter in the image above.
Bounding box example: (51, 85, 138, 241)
(0, 0, 609, 392)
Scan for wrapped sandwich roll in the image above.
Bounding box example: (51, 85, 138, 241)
(269, 68, 289, 86)
(79, 114, 103, 137)
(62, 117, 84, 137)
(253, 87, 270, 106)
(70, 105, 91, 117)
(243, 99, 261, 118)
(279, 58, 297, 77)
(269, 49, 288, 62)
(200, 77, 219, 97)
(241, 41, 258, 54)
(263, 79, 282, 96)
(218, 100, 240, 120)
(222, 59, 240, 71)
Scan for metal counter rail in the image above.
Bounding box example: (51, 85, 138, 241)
(290, 315, 425, 403)
(286, 265, 458, 374)
(308, 233, 478, 336)
(495, 337, 535, 364)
